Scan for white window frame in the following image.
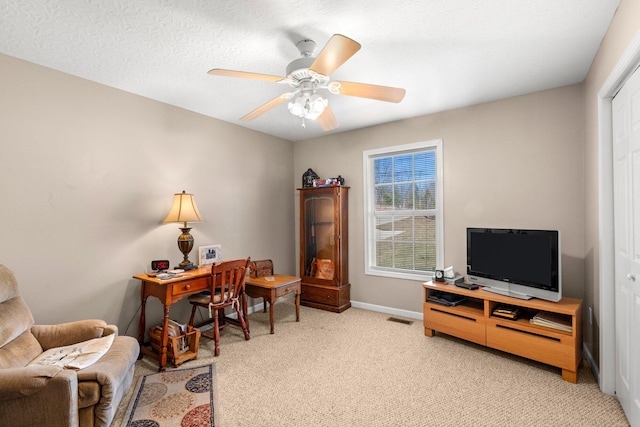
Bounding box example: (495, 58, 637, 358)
(363, 139, 443, 281)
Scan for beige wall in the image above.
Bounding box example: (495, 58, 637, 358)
(583, 0, 640, 371)
(295, 84, 585, 314)
(0, 54, 295, 332)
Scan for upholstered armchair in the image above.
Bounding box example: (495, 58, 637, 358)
(0, 264, 139, 427)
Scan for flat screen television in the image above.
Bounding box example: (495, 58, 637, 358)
(466, 227, 561, 302)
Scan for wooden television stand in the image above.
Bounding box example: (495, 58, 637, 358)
(423, 281, 583, 383)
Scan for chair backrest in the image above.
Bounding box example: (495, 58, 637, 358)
(249, 259, 273, 278)
(211, 258, 251, 305)
(0, 264, 40, 368)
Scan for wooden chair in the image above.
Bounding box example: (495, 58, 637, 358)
(249, 259, 274, 312)
(188, 258, 251, 356)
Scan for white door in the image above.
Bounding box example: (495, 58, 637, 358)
(612, 64, 640, 426)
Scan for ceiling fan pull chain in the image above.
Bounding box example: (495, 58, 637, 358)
(301, 117, 306, 128)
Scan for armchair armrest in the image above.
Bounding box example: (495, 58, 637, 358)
(0, 365, 79, 427)
(31, 319, 115, 351)
(0, 364, 65, 400)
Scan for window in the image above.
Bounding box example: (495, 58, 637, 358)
(363, 140, 443, 280)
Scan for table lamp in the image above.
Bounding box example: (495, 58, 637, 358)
(163, 190, 203, 270)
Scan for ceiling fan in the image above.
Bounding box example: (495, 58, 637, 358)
(208, 34, 406, 131)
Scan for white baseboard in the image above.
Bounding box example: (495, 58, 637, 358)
(583, 343, 604, 391)
(244, 301, 266, 315)
(246, 297, 423, 320)
(350, 300, 423, 320)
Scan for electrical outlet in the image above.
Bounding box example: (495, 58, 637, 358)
(588, 306, 593, 326)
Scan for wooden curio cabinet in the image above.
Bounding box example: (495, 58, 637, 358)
(298, 186, 350, 312)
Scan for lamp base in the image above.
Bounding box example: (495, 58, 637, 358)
(177, 227, 196, 269)
(177, 258, 194, 268)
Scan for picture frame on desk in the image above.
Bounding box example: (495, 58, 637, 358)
(198, 244, 222, 266)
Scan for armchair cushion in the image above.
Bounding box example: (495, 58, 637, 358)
(28, 334, 114, 370)
(31, 319, 113, 351)
(0, 330, 43, 369)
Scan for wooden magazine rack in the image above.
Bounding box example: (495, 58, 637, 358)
(149, 325, 200, 368)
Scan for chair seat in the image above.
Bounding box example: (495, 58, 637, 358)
(188, 292, 222, 305)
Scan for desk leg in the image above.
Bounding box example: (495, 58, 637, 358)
(295, 291, 300, 322)
(159, 305, 170, 372)
(137, 285, 147, 360)
(269, 291, 275, 334)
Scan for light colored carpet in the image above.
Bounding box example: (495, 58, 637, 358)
(114, 300, 629, 426)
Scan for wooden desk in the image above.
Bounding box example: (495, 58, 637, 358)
(245, 275, 301, 334)
(134, 266, 212, 371)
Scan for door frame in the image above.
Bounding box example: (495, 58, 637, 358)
(598, 30, 640, 394)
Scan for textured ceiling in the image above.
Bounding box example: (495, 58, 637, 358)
(0, 0, 621, 142)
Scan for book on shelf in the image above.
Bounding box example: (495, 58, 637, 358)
(492, 305, 522, 320)
(530, 311, 572, 332)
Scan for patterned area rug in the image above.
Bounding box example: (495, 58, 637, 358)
(120, 364, 218, 427)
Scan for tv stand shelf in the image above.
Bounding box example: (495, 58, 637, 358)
(423, 281, 583, 383)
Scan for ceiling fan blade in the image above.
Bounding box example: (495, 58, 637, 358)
(309, 34, 361, 77)
(317, 105, 339, 131)
(333, 81, 406, 103)
(240, 93, 294, 122)
(208, 68, 285, 82)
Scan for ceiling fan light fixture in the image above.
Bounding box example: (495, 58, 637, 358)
(307, 94, 328, 119)
(288, 97, 307, 117)
(288, 94, 328, 120)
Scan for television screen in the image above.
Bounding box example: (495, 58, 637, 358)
(466, 228, 561, 301)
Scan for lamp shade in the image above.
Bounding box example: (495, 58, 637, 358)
(163, 191, 203, 225)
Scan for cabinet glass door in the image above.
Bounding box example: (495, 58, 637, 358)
(302, 194, 335, 280)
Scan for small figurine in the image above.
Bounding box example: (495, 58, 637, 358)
(302, 168, 319, 188)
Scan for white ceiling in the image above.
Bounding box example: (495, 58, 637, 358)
(0, 1, 621, 142)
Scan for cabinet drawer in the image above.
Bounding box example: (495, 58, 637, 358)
(486, 319, 577, 370)
(423, 303, 486, 345)
(275, 283, 300, 299)
(301, 284, 339, 306)
(172, 277, 209, 297)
